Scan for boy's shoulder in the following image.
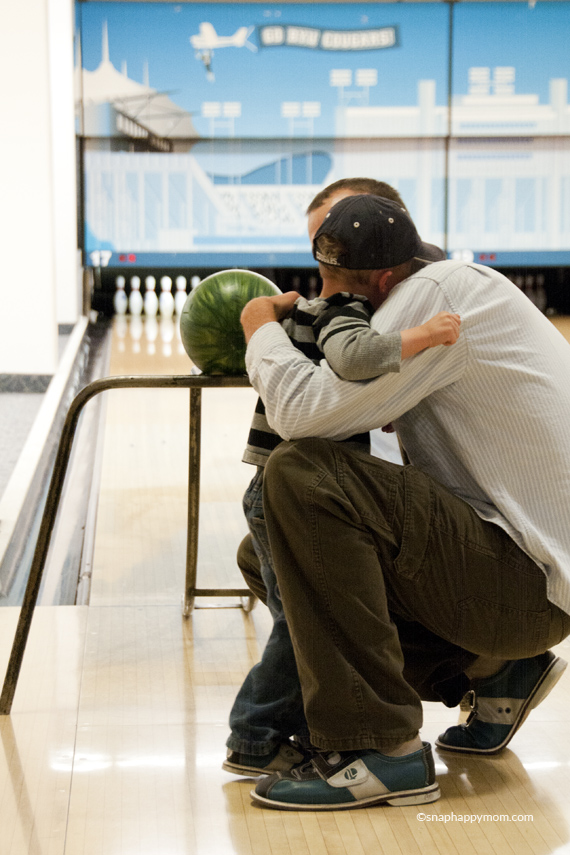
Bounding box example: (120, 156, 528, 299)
(302, 292, 373, 314)
(283, 293, 374, 330)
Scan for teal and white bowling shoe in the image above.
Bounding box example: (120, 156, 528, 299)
(250, 742, 440, 810)
(222, 739, 309, 777)
(436, 650, 567, 755)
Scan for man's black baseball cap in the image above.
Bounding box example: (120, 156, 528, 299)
(313, 195, 445, 269)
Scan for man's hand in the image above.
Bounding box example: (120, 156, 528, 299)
(267, 291, 301, 319)
(241, 291, 299, 343)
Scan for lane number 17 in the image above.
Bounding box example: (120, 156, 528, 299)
(89, 250, 113, 267)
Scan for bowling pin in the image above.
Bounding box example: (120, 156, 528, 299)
(144, 276, 158, 317)
(174, 276, 188, 315)
(128, 276, 143, 316)
(191, 275, 201, 290)
(114, 275, 128, 315)
(159, 276, 175, 318)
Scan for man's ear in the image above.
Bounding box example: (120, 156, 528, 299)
(374, 269, 393, 297)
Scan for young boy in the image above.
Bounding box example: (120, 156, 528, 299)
(224, 186, 460, 776)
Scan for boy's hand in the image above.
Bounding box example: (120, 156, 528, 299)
(241, 291, 299, 343)
(424, 312, 461, 347)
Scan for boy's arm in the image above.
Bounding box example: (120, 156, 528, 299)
(315, 298, 401, 381)
(319, 322, 402, 381)
(400, 312, 461, 360)
(317, 304, 460, 382)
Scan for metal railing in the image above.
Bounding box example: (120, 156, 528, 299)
(0, 374, 254, 715)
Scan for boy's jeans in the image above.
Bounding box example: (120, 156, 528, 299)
(226, 467, 308, 755)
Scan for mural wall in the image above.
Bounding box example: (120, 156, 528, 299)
(77, 1, 570, 268)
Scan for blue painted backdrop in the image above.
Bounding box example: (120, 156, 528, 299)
(77, 2, 570, 267)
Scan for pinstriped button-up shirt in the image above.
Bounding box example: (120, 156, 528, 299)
(246, 261, 570, 614)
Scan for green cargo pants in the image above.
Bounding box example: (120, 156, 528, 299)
(255, 438, 570, 752)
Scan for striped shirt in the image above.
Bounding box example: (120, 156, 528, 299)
(243, 293, 401, 466)
(246, 260, 570, 614)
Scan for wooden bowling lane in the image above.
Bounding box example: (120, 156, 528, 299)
(551, 314, 570, 341)
(1, 314, 570, 854)
(2, 606, 570, 855)
(89, 315, 259, 607)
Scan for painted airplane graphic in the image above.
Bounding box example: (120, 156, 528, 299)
(190, 22, 257, 81)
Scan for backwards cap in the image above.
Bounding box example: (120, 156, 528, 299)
(313, 195, 442, 269)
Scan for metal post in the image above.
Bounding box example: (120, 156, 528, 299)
(0, 374, 253, 715)
(183, 387, 202, 616)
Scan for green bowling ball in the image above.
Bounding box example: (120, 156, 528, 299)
(179, 269, 281, 375)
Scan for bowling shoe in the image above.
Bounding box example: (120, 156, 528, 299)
(436, 650, 567, 755)
(222, 738, 309, 776)
(250, 743, 440, 810)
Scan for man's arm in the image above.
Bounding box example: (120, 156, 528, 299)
(243, 282, 467, 442)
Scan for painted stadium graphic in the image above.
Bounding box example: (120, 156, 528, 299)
(78, 3, 570, 265)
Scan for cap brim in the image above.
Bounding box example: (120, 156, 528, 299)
(415, 241, 447, 263)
